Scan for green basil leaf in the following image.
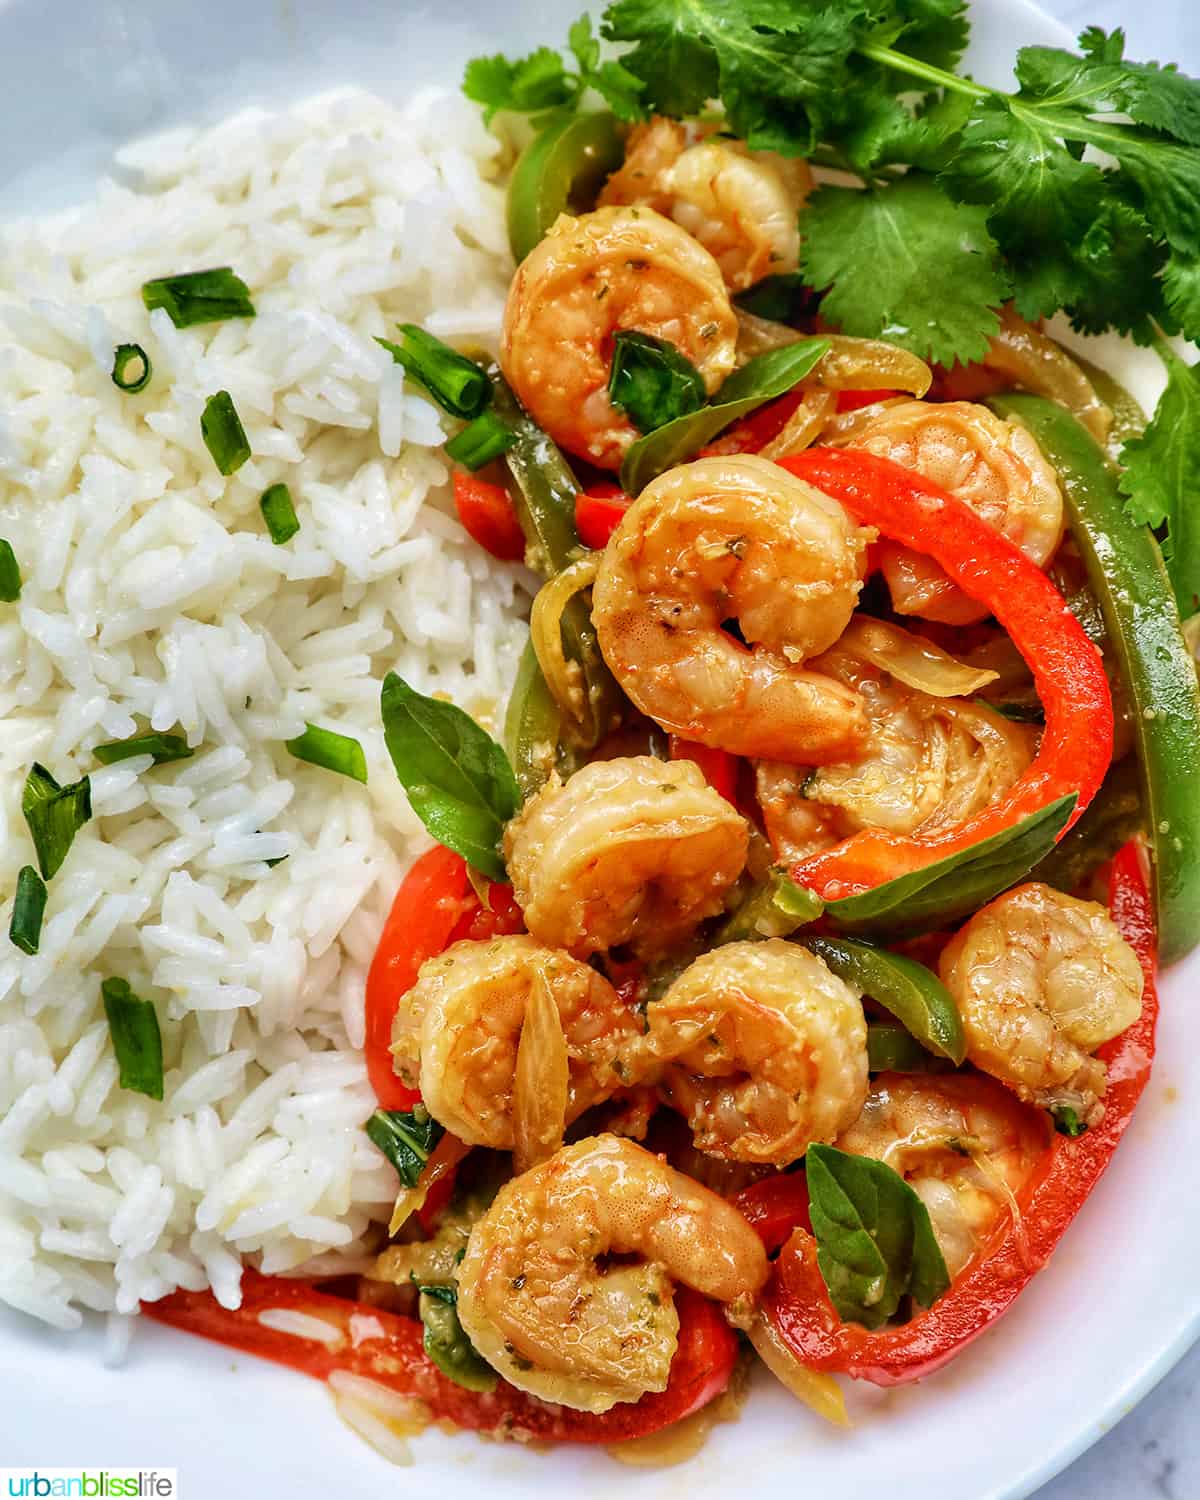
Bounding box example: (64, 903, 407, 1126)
(867, 1024, 953, 1075)
(802, 936, 965, 1064)
(825, 794, 1077, 937)
(417, 1287, 498, 1393)
(22, 763, 93, 881)
(608, 330, 707, 435)
(619, 337, 831, 493)
(381, 674, 520, 881)
(713, 867, 825, 944)
(101, 978, 164, 1101)
(733, 272, 816, 323)
(806, 1143, 951, 1330)
(365, 1105, 444, 1188)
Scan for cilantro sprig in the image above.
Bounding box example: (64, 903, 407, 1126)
(465, 2, 1200, 605)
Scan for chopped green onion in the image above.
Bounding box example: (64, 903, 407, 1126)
(201, 391, 251, 476)
(259, 483, 300, 544)
(285, 722, 368, 783)
(607, 330, 706, 434)
(9, 866, 47, 956)
(1052, 1105, 1088, 1137)
(366, 1106, 444, 1188)
(0, 540, 20, 602)
(141, 267, 256, 329)
(445, 409, 518, 470)
(111, 342, 153, 393)
(101, 978, 164, 1101)
(22, 763, 92, 881)
(376, 325, 490, 419)
(93, 732, 193, 767)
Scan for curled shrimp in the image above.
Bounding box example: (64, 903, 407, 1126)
(650, 939, 869, 1165)
(592, 455, 872, 762)
(939, 882, 1145, 1126)
(756, 643, 1037, 859)
(503, 754, 749, 960)
(455, 1133, 768, 1411)
(391, 935, 650, 1149)
(838, 400, 1065, 624)
(837, 1072, 1050, 1276)
(500, 205, 738, 470)
(600, 117, 811, 291)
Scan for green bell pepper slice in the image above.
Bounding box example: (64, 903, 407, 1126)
(507, 112, 625, 264)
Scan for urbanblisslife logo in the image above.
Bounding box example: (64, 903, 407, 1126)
(1, 1474, 176, 1498)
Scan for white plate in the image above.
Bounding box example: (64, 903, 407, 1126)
(0, 0, 1194, 1495)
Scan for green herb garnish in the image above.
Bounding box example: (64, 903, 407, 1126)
(0, 539, 21, 602)
(22, 763, 92, 881)
(807, 1143, 951, 1331)
(111, 342, 153, 393)
(366, 1105, 444, 1188)
(417, 1284, 498, 1392)
(381, 673, 520, 882)
(376, 326, 490, 420)
(101, 977, 164, 1101)
(445, 410, 518, 470)
(201, 391, 251, 476)
(1052, 1105, 1088, 1138)
(9, 866, 48, 956)
(93, 732, 193, 767)
(141, 267, 256, 329)
(259, 483, 301, 545)
(607, 330, 706, 435)
(285, 723, 368, 784)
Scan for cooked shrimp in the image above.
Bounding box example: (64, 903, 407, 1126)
(757, 646, 1036, 852)
(592, 455, 872, 761)
(391, 935, 650, 1149)
(500, 205, 738, 470)
(939, 883, 1145, 1125)
(456, 1133, 768, 1411)
(504, 754, 748, 960)
(650, 939, 869, 1165)
(838, 400, 1065, 624)
(837, 1073, 1050, 1276)
(601, 118, 810, 291)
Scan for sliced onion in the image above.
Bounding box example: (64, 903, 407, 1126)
(733, 312, 932, 400)
(983, 306, 1112, 444)
(512, 965, 569, 1174)
(529, 555, 600, 732)
(760, 388, 836, 460)
(837, 616, 999, 697)
(746, 1308, 849, 1428)
(388, 1131, 471, 1237)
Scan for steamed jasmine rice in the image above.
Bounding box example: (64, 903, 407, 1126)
(0, 87, 529, 1331)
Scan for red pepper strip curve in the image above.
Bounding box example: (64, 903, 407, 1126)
(144, 1270, 738, 1444)
(763, 839, 1158, 1385)
(669, 735, 740, 805)
(575, 483, 631, 551)
(363, 847, 523, 1111)
(778, 449, 1114, 899)
(453, 473, 527, 562)
(733, 1173, 812, 1255)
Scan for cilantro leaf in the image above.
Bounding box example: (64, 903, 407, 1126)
(877, 0, 969, 73)
(1119, 343, 1200, 614)
(600, 0, 719, 117)
(463, 48, 579, 122)
(1162, 258, 1200, 338)
(800, 175, 1009, 366)
(1018, 28, 1200, 149)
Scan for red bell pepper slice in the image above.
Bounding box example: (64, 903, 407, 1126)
(733, 1174, 812, 1255)
(762, 839, 1157, 1385)
(453, 473, 527, 562)
(669, 736, 739, 805)
(364, 846, 523, 1110)
(575, 483, 631, 550)
(700, 388, 807, 457)
(778, 449, 1113, 899)
(144, 1270, 737, 1444)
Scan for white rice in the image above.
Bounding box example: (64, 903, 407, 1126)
(0, 86, 530, 1331)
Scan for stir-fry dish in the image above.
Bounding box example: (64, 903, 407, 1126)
(4, 0, 1200, 1469)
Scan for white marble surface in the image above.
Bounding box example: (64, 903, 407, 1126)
(1026, 6, 1198, 1495)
